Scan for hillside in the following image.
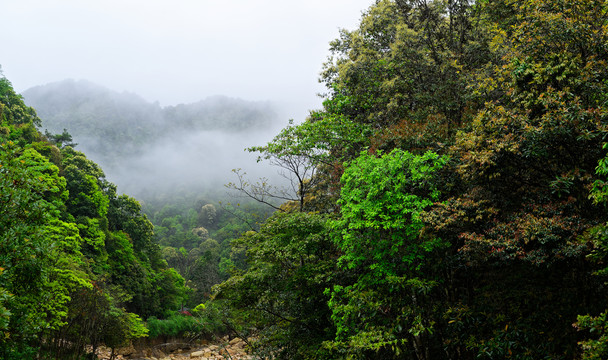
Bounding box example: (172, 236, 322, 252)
(23, 79, 282, 197)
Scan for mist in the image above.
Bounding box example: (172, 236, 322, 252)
(23, 79, 293, 203)
(84, 122, 289, 200)
(6, 0, 378, 204)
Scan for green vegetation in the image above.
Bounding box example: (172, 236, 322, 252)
(5, 0, 608, 358)
(0, 74, 188, 359)
(213, 0, 608, 359)
(143, 194, 274, 306)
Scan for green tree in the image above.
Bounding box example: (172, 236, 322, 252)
(216, 212, 338, 359)
(0, 76, 41, 127)
(320, 0, 486, 149)
(327, 149, 448, 359)
(0, 142, 89, 358)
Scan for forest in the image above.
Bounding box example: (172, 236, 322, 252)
(3, 0, 608, 359)
(22, 79, 282, 198)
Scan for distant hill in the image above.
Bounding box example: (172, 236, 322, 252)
(23, 79, 277, 155)
(22, 79, 282, 197)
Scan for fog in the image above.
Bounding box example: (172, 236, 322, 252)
(23, 79, 292, 201)
(81, 117, 290, 200)
(1, 0, 373, 121)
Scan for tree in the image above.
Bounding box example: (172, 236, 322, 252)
(0, 142, 89, 358)
(44, 128, 77, 149)
(327, 149, 448, 359)
(216, 212, 338, 359)
(199, 203, 217, 227)
(320, 0, 485, 149)
(0, 76, 41, 127)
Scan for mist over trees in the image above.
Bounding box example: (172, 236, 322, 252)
(22, 78, 286, 314)
(0, 73, 189, 358)
(23, 79, 285, 198)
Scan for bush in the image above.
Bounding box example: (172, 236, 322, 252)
(146, 303, 227, 340)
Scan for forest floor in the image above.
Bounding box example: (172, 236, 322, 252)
(94, 336, 255, 360)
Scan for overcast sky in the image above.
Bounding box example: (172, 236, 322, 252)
(1, 0, 372, 119)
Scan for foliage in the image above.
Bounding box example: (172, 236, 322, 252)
(575, 147, 608, 359)
(326, 149, 448, 358)
(144, 195, 273, 306)
(0, 72, 188, 357)
(320, 0, 486, 150)
(147, 314, 207, 339)
(577, 311, 608, 360)
(0, 142, 65, 353)
(217, 0, 608, 359)
(6, 0, 608, 357)
(0, 76, 41, 127)
(216, 211, 338, 359)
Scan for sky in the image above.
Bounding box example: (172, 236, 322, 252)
(1, 0, 372, 120)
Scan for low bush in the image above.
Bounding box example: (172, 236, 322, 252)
(146, 301, 228, 340)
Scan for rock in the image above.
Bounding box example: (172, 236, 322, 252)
(229, 337, 241, 345)
(232, 340, 245, 349)
(152, 348, 167, 358)
(117, 344, 136, 356)
(190, 350, 205, 357)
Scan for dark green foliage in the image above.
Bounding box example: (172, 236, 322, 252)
(45, 128, 77, 148)
(146, 301, 228, 341)
(147, 315, 204, 339)
(216, 212, 338, 359)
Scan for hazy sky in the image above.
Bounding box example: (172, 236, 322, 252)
(1, 0, 372, 119)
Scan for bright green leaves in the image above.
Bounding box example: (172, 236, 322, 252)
(108, 194, 155, 259)
(591, 143, 608, 206)
(577, 311, 608, 360)
(335, 149, 448, 275)
(0, 142, 71, 349)
(17, 147, 68, 204)
(0, 76, 41, 127)
(326, 149, 448, 357)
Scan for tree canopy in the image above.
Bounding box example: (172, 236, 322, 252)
(216, 0, 608, 359)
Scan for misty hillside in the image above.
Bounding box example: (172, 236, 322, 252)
(22, 79, 283, 197)
(23, 79, 277, 150)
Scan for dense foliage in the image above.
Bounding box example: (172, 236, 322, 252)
(142, 194, 274, 306)
(0, 73, 188, 359)
(214, 0, 608, 359)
